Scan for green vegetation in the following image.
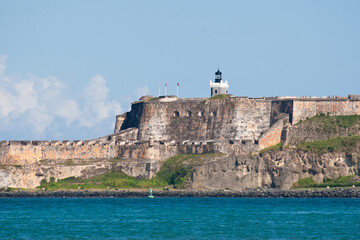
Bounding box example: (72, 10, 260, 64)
(0, 164, 22, 169)
(259, 143, 283, 154)
(297, 135, 360, 154)
(298, 114, 360, 130)
(63, 159, 76, 166)
(259, 115, 360, 155)
(38, 153, 224, 190)
(0, 187, 13, 192)
(107, 157, 124, 163)
(293, 175, 360, 188)
(156, 153, 224, 188)
(336, 115, 360, 128)
(292, 177, 316, 188)
(62, 159, 90, 166)
(148, 97, 159, 101)
(38, 171, 167, 190)
(209, 94, 229, 100)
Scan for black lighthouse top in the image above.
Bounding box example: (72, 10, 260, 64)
(215, 69, 222, 83)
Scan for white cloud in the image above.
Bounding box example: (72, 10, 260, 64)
(84, 74, 109, 101)
(57, 100, 82, 125)
(0, 55, 123, 139)
(25, 108, 54, 137)
(134, 86, 150, 98)
(0, 80, 38, 117)
(79, 74, 122, 127)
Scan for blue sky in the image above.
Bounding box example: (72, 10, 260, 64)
(0, 0, 359, 140)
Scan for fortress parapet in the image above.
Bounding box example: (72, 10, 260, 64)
(1, 91, 360, 167)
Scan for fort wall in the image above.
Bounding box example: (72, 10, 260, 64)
(258, 119, 284, 150)
(292, 99, 360, 124)
(0, 140, 117, 166)
(118, 97, 272, 142)
(2, 95, 360, 175)
(114, 113, 127, 133)
(117, 139, 259, 162)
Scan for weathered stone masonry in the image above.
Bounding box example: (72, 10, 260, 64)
(0, 140, 117, 165)
(1, 94, 360, 189)
(116, 96, 273, 142)
(2, 95, 360, 167)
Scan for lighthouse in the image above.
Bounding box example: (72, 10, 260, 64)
(210, 69, 229, 97)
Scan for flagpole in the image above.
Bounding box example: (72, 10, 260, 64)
(165, 83, 167, 96)
(176, 82, 180, 98)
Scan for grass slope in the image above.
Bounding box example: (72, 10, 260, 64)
(293, 175, 360, 188)
(209, 94, 229, 100)
(297, 114, 360, 130)
(259, 143, 283, 154)
(297, 135, 360, 154)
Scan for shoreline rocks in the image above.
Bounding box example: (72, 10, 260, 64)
(1, 188, 360, 198)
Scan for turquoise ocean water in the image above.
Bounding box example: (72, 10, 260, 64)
(0, 198, 359, 239)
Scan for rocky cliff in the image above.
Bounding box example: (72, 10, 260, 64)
(189, 149, 359, 190)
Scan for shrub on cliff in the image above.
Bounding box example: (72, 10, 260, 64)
(259, 143, 283, 154)
(155, 153, 222, 188)
(209, 94, 229, 100)
(293, 175, 360, 188)
(292, 177, 316, 188)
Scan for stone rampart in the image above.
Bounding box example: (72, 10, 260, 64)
(117, 138, 259, 161)
(118, 96, 272, 142)
(292, 99, 360, 124)
(258, 119, 284, 150)
(100, 128, 138, 142)
(114, 113, 127, 133)
(0, 140, 117, 165)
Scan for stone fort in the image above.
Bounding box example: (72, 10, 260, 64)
(1, 70, 360, 184)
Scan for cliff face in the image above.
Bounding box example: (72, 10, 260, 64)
(189, 150, 359, 190)
(0, 158, 158, 189)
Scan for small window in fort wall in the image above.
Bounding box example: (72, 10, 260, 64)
(198, 111, 204, 117)
(187, 110, 192, 117)
(173, 111, 180, 117)
(210, 111, 217, 116)
(215, 89, 218, 94)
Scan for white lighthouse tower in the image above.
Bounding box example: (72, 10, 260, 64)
(210, 69, 229, 97)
